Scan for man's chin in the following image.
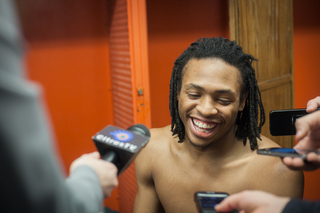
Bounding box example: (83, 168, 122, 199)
(187, 135, 211, 150)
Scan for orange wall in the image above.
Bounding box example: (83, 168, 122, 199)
(293, 0, 320, 200)
(16, 0, 119, 210)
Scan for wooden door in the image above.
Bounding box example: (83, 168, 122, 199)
(229, 0, 295, 147)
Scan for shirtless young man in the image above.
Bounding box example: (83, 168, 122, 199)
(133, 37, 304, 213)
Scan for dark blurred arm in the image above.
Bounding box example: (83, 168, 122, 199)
(0, 1, 106, 212)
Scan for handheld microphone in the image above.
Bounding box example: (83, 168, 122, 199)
(92, 124, 150, 175)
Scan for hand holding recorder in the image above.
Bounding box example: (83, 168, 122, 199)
(282, 96, 320, 171)
(258, 96, 320, 170)
(215, 190, 289, 213)
(194, 191, 239, 213)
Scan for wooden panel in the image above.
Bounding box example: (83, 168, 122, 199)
(229, 0, 293, 81)
(229, 0, 294, 147)
(260, 83, 294, 148)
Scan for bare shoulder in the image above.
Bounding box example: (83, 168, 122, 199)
(133, 126, 170, 213)
(135, 125, 172, 174)
(249, 135, 304, 198)
(257, 135, 281, 149)
(145, 125, 173, 154)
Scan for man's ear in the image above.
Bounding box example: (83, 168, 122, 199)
(239, 93, 248, 111)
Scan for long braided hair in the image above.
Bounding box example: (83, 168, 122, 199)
(169, 37, 265, 150)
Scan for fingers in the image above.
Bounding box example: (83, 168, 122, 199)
(295, 96, 320, 149)
(69, 152, 111, 174)
(101, 164, 118, 198)
(70, 153, 118, 197)
(295, 113, 312, 141)
(306, 152, 320, 168)
(295, 111, 320, 141)
(75, 152, 100, 160)
(282, 155, 320, 171)
(306, 96, 320, 113)
(215, 193, 242, 212)
(295, 111, 320, 150)
(282, 157, 305, 170)
(216, 191, 290, 213)
(215, 190, 260, 212)
(86, 151, 100, 159)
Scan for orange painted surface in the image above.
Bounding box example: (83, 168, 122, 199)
(26, 41, 119, 210)
(25, 40, 114, 171)
(293, 0, 320, 200)
(128, 0, 152, 128)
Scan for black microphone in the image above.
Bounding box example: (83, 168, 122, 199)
(92, 124, 150, 175)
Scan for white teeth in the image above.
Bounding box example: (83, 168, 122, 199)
(194, 125, 212, 133)
(192, 119, 216, 131)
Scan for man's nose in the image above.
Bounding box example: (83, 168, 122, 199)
(196, 96, 218, 118)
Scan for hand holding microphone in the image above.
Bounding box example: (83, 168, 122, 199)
(69, 123, 149, 198)
(92, 124, 150, 175)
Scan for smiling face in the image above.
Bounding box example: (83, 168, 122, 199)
(177, 58, 246, 148)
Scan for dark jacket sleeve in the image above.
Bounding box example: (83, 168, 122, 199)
(283, 199, 320, 213)
(0, 1, 103, 212)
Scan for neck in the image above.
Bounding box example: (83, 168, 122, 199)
(184, 126, 249, 164)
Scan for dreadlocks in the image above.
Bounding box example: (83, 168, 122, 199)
(169, 36, 265, 150)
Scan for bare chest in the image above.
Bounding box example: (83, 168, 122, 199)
(152, 157, 254, 213)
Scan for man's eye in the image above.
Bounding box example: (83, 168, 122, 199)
(188, 93, 200, 98)
(218, 99, 231, 105)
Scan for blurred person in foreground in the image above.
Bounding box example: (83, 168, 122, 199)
(215, 96, 320, 213)
(0, 1, 118, 212)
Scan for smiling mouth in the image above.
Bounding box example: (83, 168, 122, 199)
(192, 118, 217, 133)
